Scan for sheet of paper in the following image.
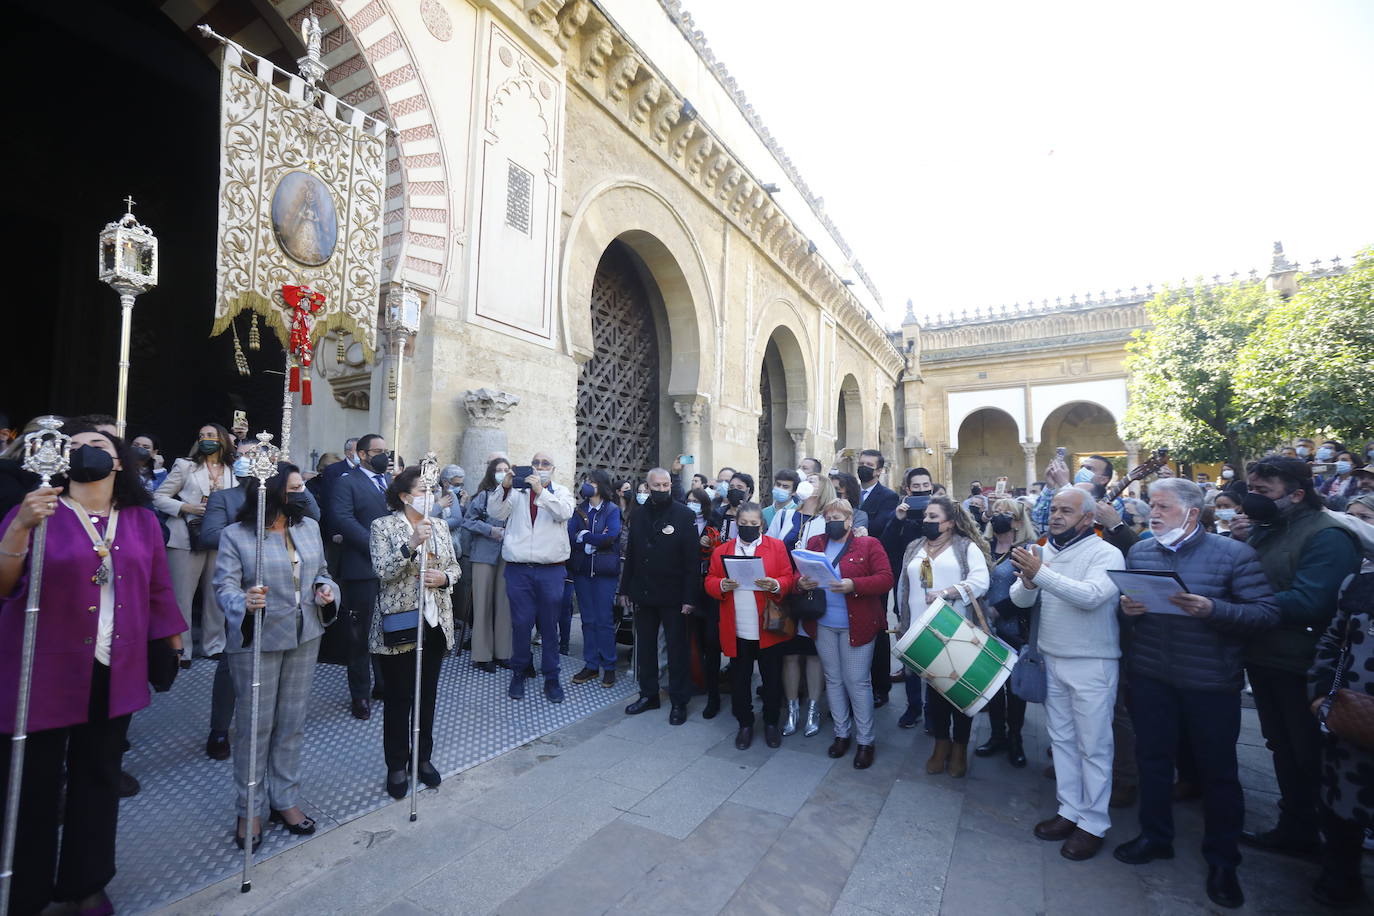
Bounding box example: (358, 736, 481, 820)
(722, 555, 767, 591)
(1106, 570, 1189, 616)
(790, 548, 841, 588)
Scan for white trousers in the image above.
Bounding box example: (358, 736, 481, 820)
(166, 546, 224, 657)
(1044, 652, 1118, 838)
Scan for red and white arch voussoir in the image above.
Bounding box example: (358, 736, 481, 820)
(272, 0, 450, 285)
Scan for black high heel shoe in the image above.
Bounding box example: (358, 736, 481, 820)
(234, 818, 263, 851)
(270, 809, 317, 835)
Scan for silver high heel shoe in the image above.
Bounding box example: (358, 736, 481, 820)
(804, 700, 821, 737)
(782, 699, 800, 736)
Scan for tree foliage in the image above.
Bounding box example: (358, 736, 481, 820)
(1120, 280, 1278, 466)
(1234, 248, 1374, 444)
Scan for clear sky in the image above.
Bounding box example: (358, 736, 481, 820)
(681, 0, 1374, 326)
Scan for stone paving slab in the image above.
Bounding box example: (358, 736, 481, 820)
(727, 747, 836, 817)
(621, 753, 757, 839)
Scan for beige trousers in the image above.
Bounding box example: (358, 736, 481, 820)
(469, 559, 512, 663)
(166, 546, 224, 656)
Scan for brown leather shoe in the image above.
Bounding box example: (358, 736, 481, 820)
(1034, 814, 1077, 842)
(926, 739, 951, 774)
(1061, 827, 1104, 861)
(853, 744, 875, 769)
(948, 742, 968, 778)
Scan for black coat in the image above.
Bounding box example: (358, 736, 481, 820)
(622, 500, 699, 608)
(329, 469, 391, 581)
(859, 482, 900, 539)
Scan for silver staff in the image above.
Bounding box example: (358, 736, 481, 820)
(410, 453, 440, 823)
(0, 417, 71, 916)
(241, 432, 280, 894)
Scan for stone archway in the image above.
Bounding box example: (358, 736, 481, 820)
(953, 408, 1021, 492)
(561, 180, 715, 466)
(755, 319, 812, 483)
(1036, 401, 1126, 476)
(837, 373, 864, 460)
(879, 402, 897, 473)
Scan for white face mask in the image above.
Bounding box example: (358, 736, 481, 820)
(1215, 508, 1237, 522)
(538, 470, 551, 484)
(636, 492, 649, 505)
(1151, 508, 1196, 549)
(686, 501, 702, 516)
(795, 480, 815, 500)
(493, 471, 506, 485)
(1220, 469, 1234, 479)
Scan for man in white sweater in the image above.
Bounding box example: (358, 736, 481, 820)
(488, 452, 576, 703)
(1010, 486, 1122, 861)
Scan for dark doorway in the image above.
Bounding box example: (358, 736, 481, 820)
(576, 241, 661, 481)
(2, 0, 288, 449)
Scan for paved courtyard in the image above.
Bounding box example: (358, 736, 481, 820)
(149, 658, 1370, 916)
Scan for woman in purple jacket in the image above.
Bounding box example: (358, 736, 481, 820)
(0, 426, 184, 916)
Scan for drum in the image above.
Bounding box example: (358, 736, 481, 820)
(892, 598, 1018, 716)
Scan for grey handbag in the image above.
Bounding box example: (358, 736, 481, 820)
(1008, 600, 1047, 703)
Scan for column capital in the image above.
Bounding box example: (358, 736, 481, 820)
(463, 388, 521, 429)
(1021, 441, 1040, 458)
(672, 394, 707, 427)
(942, 447, 958, 458)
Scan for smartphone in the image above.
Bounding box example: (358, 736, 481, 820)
(678, 454, 694, 465)
(512, 465, 534, 489)
(994, 476, 1008, 497)
(233, 409, 247, 430)
(1055, 446, 1067, 462)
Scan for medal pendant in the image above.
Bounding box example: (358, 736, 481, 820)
(92, 564, 110, 587)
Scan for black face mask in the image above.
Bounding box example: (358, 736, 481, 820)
(283, 491, 310, 520)
(726, 489, 745, 506)
(1241, 491, 1278, 523)
(67, 445, 115, 483)
(990, 514, 1014, 534)
(368, 452, 390, 475)
(1050, 525, 1089, 549)
(857, 465, 876, 484)
(648, 489, 671, 507)
(971, 485, 982, 496)
(131, 445, 151, 461)
(737, 524, 761, 543)
(922, 521, 945, 541)
(825, 520, 849, 541)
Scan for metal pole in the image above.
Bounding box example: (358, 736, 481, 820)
(390, 331, 407, 470)
(409, 454, 439, 823)
(279, 352, 294, 464)
(240, 433, 279, 894)
(0, 419, 69, 916)
(115, 293, 135, 440)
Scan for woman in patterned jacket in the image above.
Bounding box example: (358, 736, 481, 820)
(370, 466, 462, 800)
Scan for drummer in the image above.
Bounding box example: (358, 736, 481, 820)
(894, 496, 991, 779)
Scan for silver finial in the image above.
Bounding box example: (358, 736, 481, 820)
(22, 417, 71, 487)
(245, 431, 281, 483)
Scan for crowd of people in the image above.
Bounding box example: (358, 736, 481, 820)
(1, 410, 1374, 913)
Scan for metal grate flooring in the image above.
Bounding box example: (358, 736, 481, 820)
(107, 644, 636, 913)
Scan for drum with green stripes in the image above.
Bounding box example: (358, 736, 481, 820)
(891, 598, 1018, 716)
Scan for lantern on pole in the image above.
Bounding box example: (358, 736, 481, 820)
(98, 197, 158, 439)
(386, 283, 421, 468)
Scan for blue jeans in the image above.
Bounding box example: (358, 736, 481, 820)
(1130, 673, 1243, 867)
(574, 575, 617, 670)
(505, 564, 565, 680)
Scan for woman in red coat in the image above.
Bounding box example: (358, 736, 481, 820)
(706, 502, 795, 750)
(799, 498, 894, 769)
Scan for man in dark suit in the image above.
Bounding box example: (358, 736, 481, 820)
(622, 467, 701, 724)
(317, 437, 361, 580)
(857, 448, 901, 707)
(330, 433, 392, 720)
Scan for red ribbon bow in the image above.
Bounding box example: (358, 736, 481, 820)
(281, 285, 326, 405)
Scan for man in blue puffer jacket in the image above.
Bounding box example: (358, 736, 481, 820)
(1111, 477, 1278, 911)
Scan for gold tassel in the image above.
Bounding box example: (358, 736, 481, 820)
(248, 312, 261, 351)
(230, 319, 250, 377)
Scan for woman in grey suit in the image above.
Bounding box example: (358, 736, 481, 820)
(214, 462, 337, 850)
(371, 466, 462, 799)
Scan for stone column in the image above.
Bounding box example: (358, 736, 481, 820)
(788, 429, 807, 471)
(1022, 441, 1040, 490)
(459, 388, 520, 496)
(942, 448, 958, 489)
(1124, 439, 1141, 497)
(673, 395, 707, 470)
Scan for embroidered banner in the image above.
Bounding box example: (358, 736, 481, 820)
(210, 45, 385, 359)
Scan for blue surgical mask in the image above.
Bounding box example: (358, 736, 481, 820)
(233, 457, 251, 479)
(636, 492, 649, 505)
(1336, 460, 1353, 475)
(1074, 467, 1095, 484)
(686, 501, 702, 516)
(771, 487, 791, 505)
(1317, 446, 1334, 462)
(715, 482, 730, 499)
